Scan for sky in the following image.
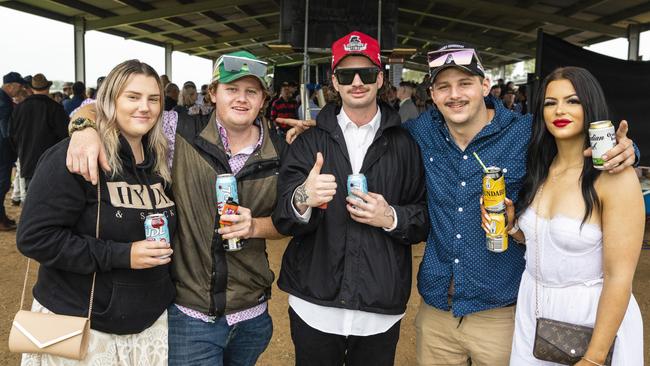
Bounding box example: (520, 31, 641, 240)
(1, 6, 650, 88)
(0, 7, 212, 88)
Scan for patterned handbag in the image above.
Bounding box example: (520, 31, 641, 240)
(531, 184, 615, 366)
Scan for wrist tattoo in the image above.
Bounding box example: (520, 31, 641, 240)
(295, 184, 309, 205)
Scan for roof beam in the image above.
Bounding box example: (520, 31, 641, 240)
(399, 7, 536, 38)
(429, 0, 626, 37)
(86, 0, 259, 31)
(192, 39, 279, 56)
(127, 12, 279, 40)
(519, 0, 610, 33)
(175, 30, 277, 51)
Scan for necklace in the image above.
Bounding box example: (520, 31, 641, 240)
(549, 162, 583, 182)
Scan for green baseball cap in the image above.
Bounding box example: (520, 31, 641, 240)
(212, 50, 268, 88)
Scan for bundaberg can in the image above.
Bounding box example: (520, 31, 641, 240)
(145, 213, 171, 258)
(347, 174, 368, 202)
(482, 166, 508, 252)
(216, 174, 243, 251)
(589, 120, 616, 170)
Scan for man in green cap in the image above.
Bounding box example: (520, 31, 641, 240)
(66, 51, 286, 365)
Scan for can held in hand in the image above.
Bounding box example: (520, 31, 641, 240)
(482, 167, 505, 213)
(145, 213, 171, 258)
(589, 120, 616, 170)
(216, 174, 239, 215)
(347, 174, 368, 202)
(220, 198, 244, 251)
(486, 211, 508, 253)
(483, 167, 508, 252)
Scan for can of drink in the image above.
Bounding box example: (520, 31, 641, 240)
(216, 174, 239, 214)
(145, 213, 171, 258)
(482, 167, 505, 212)
(220, 198, 244, 251)
(216, 174, 243, 251)
(486, 211, 508, 253)
(589, 120, 616, 170)
(347, 174, 368, 202)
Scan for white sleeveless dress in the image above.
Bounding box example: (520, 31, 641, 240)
(509, 208, 644, 365)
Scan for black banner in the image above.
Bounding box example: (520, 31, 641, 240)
(279, 0, 398, 50)
(536, 32, 650, 166)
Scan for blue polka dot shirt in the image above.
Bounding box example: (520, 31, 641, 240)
(403, 96, 532, 317)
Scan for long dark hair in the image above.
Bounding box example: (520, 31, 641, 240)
(516, 67, 608, 225)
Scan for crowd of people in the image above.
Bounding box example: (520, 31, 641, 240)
(3, 29, 645, 366)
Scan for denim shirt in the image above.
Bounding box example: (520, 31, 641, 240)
(403, 96, 532, 317)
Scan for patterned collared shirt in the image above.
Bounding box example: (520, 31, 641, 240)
(403, 96, 531, 317)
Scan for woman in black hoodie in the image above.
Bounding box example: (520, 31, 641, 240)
(17, 60, 176, 365)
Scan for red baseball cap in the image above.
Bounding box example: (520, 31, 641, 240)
(331, 31, 382, 70)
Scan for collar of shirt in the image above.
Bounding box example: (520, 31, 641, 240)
(399, 98, 410, 107)
(336, 106, 381, 174)
(216, 118, 263, 157)
(336, 106, 381, 138)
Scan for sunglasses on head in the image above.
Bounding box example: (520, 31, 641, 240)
(427, 49, 480, 69)
(334, 67, 380, 85)
(218, 55, 268, 79)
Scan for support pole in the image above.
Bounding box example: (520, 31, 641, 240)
(377, 0, 382, 49)
(301, 0, 310, 120)
(73, 17, 86, 83)
(165, 44, 173, 80)
(627, 24, 641, 61)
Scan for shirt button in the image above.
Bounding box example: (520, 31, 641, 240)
(445, 137, 450, 141)
(461, 181, 466, 187)
(429, 157, 433, 162)
(456, 234, 462, 239)
(454, 258, 460, 264)
(503, 168, 508, 173)
(458, 207, 463, 212)
(463, 155, 468, 160)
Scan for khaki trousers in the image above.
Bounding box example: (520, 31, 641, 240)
(415, 301, 515, 366)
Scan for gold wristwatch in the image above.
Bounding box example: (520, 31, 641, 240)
(68, 117, 97, 136)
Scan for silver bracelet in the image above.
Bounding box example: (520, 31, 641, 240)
(581, 357, 605, 366)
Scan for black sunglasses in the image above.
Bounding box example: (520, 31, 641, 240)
(334, 67, 380, 85)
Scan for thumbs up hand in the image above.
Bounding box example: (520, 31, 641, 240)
(293, 152, 337, 214)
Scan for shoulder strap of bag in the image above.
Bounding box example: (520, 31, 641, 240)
(534, 183, 544, 319)
(19, 176, 101, 321)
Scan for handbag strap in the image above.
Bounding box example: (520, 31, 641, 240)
(534, 183, 544, 319)
(18, 176, 101, 321)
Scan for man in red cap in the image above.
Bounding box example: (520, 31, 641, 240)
(272, 31, 429, 366)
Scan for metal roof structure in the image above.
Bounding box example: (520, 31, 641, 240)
(2, 0, 649, 78)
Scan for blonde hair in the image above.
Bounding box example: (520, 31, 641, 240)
(178, 84, 197, 107)
(95, 60, 171, 183)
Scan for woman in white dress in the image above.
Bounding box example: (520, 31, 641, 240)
(505, 67, 644, 365)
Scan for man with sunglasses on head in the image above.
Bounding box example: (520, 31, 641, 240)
(403, 43, 638, 365)
(64, 51, 286, 366)
(272, 31, 429, 366)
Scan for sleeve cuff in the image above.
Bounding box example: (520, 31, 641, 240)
(383, 206, 398, 232)
(110, 241, 133, 269)
(291, 188, 312, 222)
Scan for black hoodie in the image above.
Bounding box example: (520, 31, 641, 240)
(17, 135, 177, 335)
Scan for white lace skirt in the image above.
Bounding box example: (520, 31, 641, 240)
(21, 299, 168, 366)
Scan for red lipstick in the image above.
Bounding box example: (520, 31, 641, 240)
(552, 118, 571, 128)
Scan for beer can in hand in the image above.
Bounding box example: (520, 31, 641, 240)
(145, 213, 171, 259)
(486, 211, 508, 253)
(220, 198, 244, 252)
(482, 167, 508, 252)
(589, 120, 616, 170)
(347, 174, 368, 202)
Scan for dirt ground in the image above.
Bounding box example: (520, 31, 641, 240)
(0, 199, 648, 365)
